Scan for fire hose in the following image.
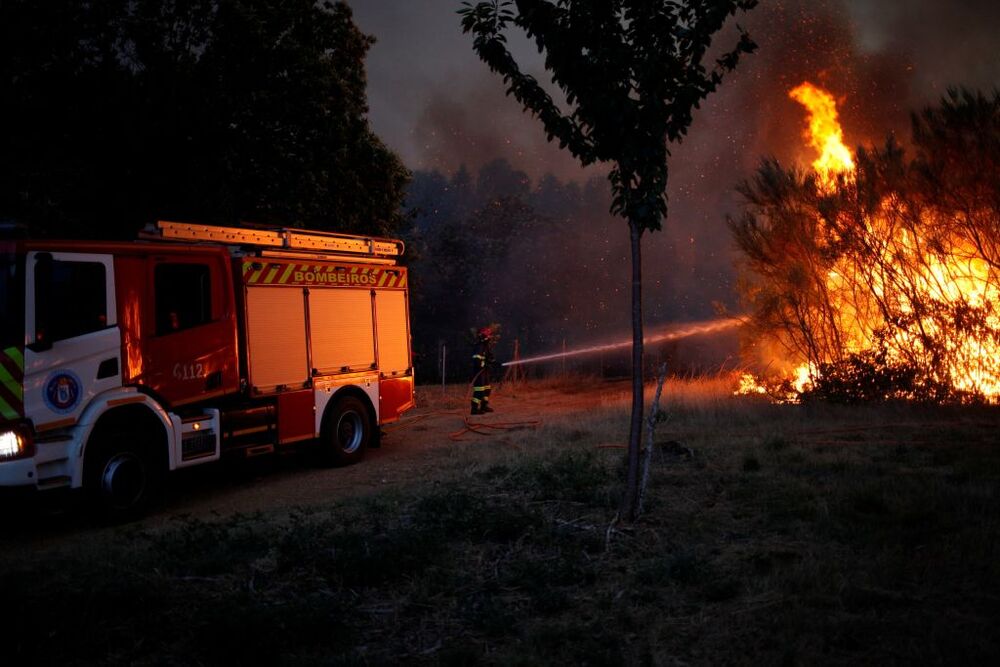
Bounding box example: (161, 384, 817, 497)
(448, 417, 540, 442)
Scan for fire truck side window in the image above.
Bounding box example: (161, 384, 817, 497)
(155, 262, 213, 334)
(38, 260, 107, 342)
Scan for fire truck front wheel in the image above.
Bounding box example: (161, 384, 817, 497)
(85, 432, 164, 520)
(320, 395, 373, 467)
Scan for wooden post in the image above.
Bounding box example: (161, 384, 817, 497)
(504, 338, 526, 389)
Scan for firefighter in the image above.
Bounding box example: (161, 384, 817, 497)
(471, 324, 499, 415)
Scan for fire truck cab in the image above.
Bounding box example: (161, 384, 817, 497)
(0, 221, 414, 517)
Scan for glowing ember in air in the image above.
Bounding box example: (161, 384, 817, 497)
(788, 82, 855, 190)
(503, 318, 744, 367)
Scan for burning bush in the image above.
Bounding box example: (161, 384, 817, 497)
(733, 87, 1000, 403)
(801, 350, 955, 405)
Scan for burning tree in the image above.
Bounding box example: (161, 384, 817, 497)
(733, 86, 1000, 403)
(459, 0, 757, 520)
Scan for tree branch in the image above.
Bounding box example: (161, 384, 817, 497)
(637, 362, 668, 517)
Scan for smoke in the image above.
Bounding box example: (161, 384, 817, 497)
(357, 0, 999, 177)
(846, 0, 1000, 100)
(412, 78, 604, 183)
(351, 0, 999, 371)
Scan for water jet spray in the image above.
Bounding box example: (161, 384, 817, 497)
(501, 317, 746, 367)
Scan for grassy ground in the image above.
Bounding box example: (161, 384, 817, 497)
(2, 376, 1000, 665)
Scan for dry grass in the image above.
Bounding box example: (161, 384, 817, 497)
(2, 374, 999, 664)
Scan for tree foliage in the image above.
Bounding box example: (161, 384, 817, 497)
(460, 0, 756, 520)
(733, 89, 1000, 403)
(0, 0, 408, 238)
(460, 0, 756, 229)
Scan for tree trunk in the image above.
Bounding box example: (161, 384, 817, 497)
(620, 219, 644, 521)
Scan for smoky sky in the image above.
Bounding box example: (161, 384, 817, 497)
(350, 0, 1000, 357)
(353, 0, 1000, 177)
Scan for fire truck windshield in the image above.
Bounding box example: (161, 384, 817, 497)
(0, 252, 24, 350)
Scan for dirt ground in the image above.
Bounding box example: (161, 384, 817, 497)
(159, 381, 602, 518)
(1, 380, 617, 553)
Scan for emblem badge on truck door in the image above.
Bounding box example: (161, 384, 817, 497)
(43, 370, 82, 414)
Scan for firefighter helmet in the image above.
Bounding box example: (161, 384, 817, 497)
(477, 324, 500, 342)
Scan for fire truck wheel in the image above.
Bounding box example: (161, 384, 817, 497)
(85, 436, 162, 521)
(320, 396, 372, 467)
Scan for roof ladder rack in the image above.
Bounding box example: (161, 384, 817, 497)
(146, 220, 404, 259)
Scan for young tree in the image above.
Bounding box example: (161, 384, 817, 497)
(460, 0, 756, 520)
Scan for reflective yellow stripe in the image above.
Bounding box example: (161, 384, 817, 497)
(36, 417, 76, 432)
(106, 396, 146, 407)
(0, 364, 22, 401)
(472, 354, 484, 360)
(0, 397, 17, 420)
(3, 347, 23, 371)
(471, 398, 482, 405)
(472, 386, 488, 392)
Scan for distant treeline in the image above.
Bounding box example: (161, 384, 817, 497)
(403, 160, 635, 381)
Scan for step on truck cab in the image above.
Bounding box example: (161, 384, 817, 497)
(0, 221, 415, 518)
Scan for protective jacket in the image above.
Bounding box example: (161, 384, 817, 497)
(471, 337, 494, 414)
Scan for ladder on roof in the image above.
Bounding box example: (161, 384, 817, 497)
(147, 220, 404, 259)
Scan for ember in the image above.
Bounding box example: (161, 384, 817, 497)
(734, 85, 1000, 403)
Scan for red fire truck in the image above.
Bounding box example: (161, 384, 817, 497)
(0, 221, 414, 517)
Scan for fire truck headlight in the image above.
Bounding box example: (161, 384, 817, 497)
(0, 427, 32, 462)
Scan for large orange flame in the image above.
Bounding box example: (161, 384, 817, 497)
(788, 82, 855, 189)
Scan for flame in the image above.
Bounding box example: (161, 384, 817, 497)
(736, 372, 767, 395)
(788, 82, 855, 190)
(739, 82, 1000, 403)
(734, 363, 816, 402)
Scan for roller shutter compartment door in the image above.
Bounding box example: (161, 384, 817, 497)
(375, 289, 411, 375)
(309, 288, 375, 373)
(246, 287, 309, 389)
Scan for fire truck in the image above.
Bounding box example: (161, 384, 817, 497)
(0, 221, 415, 517)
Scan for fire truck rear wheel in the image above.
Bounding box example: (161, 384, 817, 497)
(320, 396, 372, 467)
(85, 436, 163, 521)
